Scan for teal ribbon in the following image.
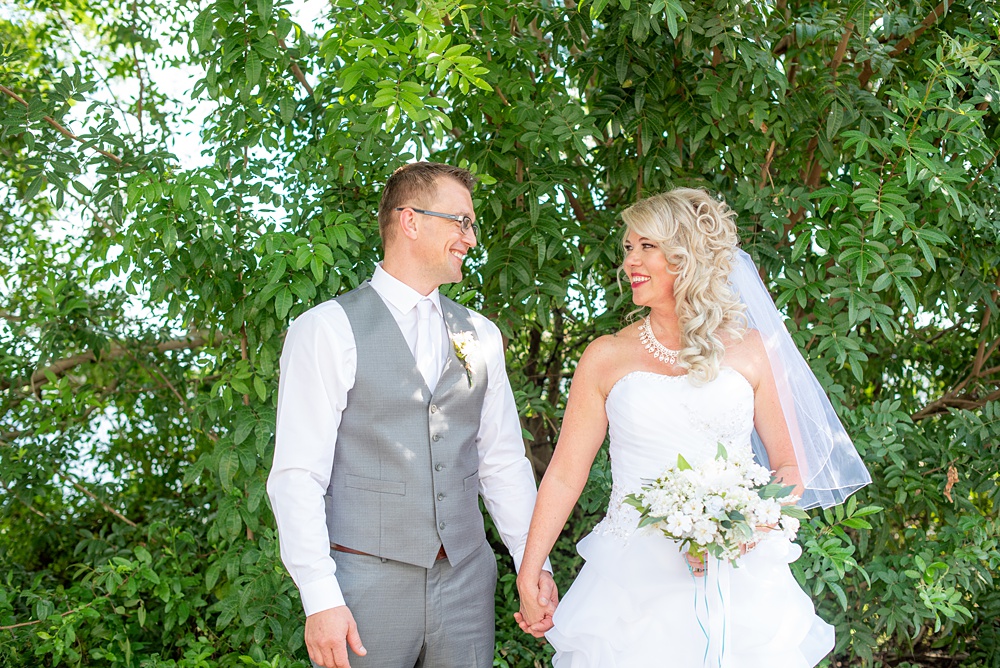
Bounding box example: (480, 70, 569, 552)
(692, 558, 729, 668)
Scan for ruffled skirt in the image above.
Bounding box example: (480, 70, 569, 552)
(546, 530, 834, 668)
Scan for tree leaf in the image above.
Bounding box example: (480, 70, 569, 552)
(275, 287, 293, 320)
(246, 51, 262, 87)
(218, 448, 239, 492)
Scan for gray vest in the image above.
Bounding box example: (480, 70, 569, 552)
(325, 283, 490, 569)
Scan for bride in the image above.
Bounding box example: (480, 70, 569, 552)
(515, 188, 871, 667)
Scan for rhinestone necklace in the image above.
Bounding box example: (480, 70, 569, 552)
(638, 315, 680, 365)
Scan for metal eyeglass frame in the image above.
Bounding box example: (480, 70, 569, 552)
(395, 207, 480, 238)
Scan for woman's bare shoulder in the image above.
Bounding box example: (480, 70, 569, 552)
(575, 323, 641, 390)
(724, 327, 761, 350)
(580, 332, 623, 367)
(722, 328, 769, 388)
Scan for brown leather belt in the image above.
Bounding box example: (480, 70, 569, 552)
(331, 543, 448, 560)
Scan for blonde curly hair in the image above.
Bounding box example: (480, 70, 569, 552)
(621, 188, 746, 383)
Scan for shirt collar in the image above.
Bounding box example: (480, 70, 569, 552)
(370, 264, 442, 316)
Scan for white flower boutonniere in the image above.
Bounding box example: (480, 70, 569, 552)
(450, 332, 478, 387)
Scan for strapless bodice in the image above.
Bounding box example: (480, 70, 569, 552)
(595, 367, 756, 540)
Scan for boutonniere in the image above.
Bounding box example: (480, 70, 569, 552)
(450, 332, 478, 387)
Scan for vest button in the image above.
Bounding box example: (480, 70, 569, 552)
(432, 433, 442, 441)
(435, 463, 444, 471)
(439, 522, 446, 530)
(430, 404, 438, 413)
(437, 492, 445, 501)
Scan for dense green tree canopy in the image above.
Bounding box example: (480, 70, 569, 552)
(1, 0, 999, 665)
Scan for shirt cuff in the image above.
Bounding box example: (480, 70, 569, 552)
(511, 550, 553, 576)
(298, 576, 346, 617)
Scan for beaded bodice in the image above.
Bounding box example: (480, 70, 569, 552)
(592, 369, 756, 541)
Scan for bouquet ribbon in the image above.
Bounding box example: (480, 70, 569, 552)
(693, 557, 732, 668)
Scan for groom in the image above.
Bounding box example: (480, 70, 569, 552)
(267, 162, 556, 668)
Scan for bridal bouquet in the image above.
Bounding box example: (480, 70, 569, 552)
(623, 444, 808, 564)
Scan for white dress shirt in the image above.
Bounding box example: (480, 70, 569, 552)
(267, 265, 546, 616)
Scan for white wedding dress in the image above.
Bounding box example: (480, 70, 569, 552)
(546, 369, 835, 668)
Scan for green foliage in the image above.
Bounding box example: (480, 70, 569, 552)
(1, 0, 999, 666)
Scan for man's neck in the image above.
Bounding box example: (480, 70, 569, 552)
(379, 259, 438, 297)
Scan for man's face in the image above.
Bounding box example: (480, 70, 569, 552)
(413, 177, 478, 286)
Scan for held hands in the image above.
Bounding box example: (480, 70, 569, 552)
(305, 605, 367, 668)
(514, 570, 560, 637)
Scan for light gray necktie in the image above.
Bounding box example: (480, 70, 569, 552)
(415, 298, 440, 392)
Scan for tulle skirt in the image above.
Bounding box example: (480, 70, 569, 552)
(546, 530, 834, 668)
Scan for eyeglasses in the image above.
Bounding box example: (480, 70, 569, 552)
(396, 207, 480, 238)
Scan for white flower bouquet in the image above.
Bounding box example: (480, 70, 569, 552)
(623, 443, 808, 564)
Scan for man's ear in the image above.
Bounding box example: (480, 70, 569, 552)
(397, 207, 419, 241)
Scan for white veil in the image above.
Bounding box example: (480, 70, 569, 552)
(730, 249, 871, 508)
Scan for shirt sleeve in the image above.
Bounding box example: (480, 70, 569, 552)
(471, 315, 551, 574)
(266, 303, 356, 617)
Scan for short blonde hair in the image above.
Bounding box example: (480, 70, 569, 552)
(377, 162, 476, 245)
(621, 188, 746, 383)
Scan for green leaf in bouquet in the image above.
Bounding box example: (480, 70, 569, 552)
(734, 522, 754, 541)
(676, 454, 693, 471)
(728, 510, 745, 522)
(759, 481, 798, 500)
(623, 494, 644, 511)
(686, 543, 704, 558)
(781, 505, 809, 520)
(638, 515, 664, 529)
(758, 483, 784, 499)
(777, 483, 798, 498)
(716, 442, 728, 460)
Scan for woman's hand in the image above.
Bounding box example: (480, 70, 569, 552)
(684, 552, 706, 578)
(514, 572, 557, 637)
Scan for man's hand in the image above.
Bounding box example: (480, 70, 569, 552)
(304, 606, 367, 668)
(514, 570, 559, 637)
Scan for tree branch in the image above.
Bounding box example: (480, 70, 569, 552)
(2, 332, 212, 393)
(129, 36, 146, 141)
(831, 22, 854, 77)
(636, 121, 643, 200)
(759, 139, 776, 189)
(240, 323, 250, 407)
(971, 312, 994, 377)
(969, 141, 999, 190)
(63, 473, 138, 527)
(276, 36, 314, 96)
(912, 387, 1000, 421)
(0, 592, 112, 631)
(858, 2, 948, 88)
(914, 279, 1000, 421)
(0, 478, 48, 519)
(0, 85, 123, 165)
(562, 185, 587, 223)
(890, 2, 949, 58)
(784, 21, 860, 230)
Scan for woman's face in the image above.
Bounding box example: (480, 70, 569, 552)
(623, 229, 677, 309)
